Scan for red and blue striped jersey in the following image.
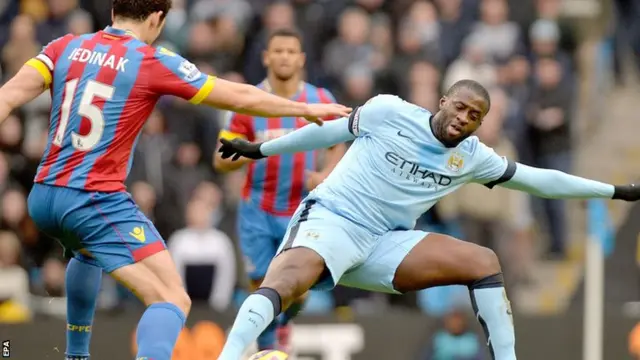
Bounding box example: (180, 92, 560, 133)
(26, 26, 216, 192)
(219, 81, 337, 216)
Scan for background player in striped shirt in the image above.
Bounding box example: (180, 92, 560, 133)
(0, 1, 351, 359)
(215, 28, 347, 352)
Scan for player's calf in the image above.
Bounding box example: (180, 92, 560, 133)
(110, 250, 191, 360)
(393, 234, 515, 360)
(218, 247, 326, 360)
(249, 276, 308, 351)
(249, 278, 278, 351)
(65, 258, 102, 360)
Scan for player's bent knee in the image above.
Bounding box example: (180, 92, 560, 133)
(139, 282, 191, 315)
(261, 274, 300, 303)
(474, 246, 501, 278)
(110, 260, 191, 315)
(163, 287, 191, 315)
(139, 279, 191, 315)
(261, 247, 325, 306)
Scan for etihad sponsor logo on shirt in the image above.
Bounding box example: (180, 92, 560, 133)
(385, 151, 452, 188)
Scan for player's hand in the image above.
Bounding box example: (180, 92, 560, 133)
(613, 184, 640, 201)
(303, 103, 352, 126)
(218, 138, 266, 161)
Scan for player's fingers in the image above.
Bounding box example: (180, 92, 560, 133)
(321, 105, 351, 119)
(218, 144, 230, 155)
(336, 105, 353, 117)
(305, 117, 323, 126)
(232, 153, 242, 161)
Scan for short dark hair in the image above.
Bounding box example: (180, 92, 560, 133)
(112, 0, 172, 22)
(267, 28, 304, 47)
(445, 79, 491, 109)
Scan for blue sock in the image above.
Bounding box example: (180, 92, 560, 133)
(256, 320, 277, 350)
(218, 288, 281, 360)
(135, 303, 186, 360)
(468, 273, 516, 360)
(65, 258, 102, 360)
(279, 299, 304, 326)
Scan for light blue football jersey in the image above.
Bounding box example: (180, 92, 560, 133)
(306, 94, 511, 235)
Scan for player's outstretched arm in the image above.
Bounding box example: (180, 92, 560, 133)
(0, 65, 47, 123)
(218, 117, 355, 161)
(203, 78, 351, 125)
(498, 163, 640, 201)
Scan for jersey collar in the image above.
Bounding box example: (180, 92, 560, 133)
(103, 26, 139, 39)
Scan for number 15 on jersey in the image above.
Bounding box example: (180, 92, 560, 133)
(53, 79, 115, 151)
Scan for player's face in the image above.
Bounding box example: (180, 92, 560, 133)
(263, 36, 305, 81)
(437, 88, 489, 145)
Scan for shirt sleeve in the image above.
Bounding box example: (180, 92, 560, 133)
(348, 94, 402, 137)
(260, 117, 355, 156)
(25, 34, 74, 89)
(218, 111, 255, 142)
(148, 46, 216, 104)
(500, 163, 614, 199)
(471, 141, 517, 188)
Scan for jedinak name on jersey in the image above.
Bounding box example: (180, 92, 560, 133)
(68, 48, 129, 72)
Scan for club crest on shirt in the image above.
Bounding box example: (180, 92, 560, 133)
(304, 230, 320, 240)
(446, 152, 464, 173)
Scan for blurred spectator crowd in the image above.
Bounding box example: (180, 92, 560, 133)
(0, 0, 581, 336)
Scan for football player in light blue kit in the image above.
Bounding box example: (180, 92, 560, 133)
(216, 80, 640, 360)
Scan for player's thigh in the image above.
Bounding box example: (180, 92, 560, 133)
(392, 232, 500, 293)
(72, 194, 189, 310)
(339, 231, 501, 294)
(270, 214, 312, 301)
(110, 250, 190, 312)
(62, 191, 168, 274)
(272, 200, 375, 292)
(237, 201, 280, 281)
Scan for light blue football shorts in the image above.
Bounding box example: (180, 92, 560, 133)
(276, 199, 427, 294)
